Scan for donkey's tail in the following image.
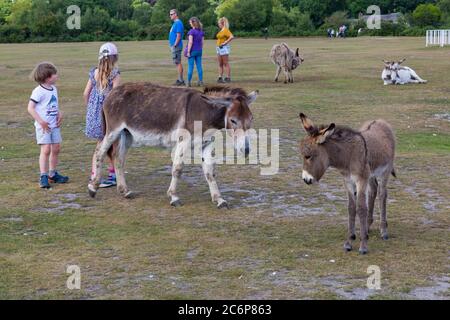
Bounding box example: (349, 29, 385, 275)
(391, 168, 397, 178)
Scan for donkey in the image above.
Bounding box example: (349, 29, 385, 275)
(382, 59, 427, 85)
(270, 43, 304, 83)
(298, 113, 396, 254)
(88, 83, 258, 209)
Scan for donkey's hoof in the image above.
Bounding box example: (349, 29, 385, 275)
(124, 191, 136, 199)
(344, 243, 353, 252)
(381, 234, 389, 240)
(359, 248, 368, 255)
(217, 201, 229, 210)
(171, 199, 183, 207)
(88, 185, 97, 198)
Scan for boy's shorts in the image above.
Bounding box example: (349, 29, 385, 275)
(36, 127, 62, 145)
(171, 47, 182, 65)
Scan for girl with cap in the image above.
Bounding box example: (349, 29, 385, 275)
(83, 43, 121, 188)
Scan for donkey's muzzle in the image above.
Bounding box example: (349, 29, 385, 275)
(302, 170, 315, 185)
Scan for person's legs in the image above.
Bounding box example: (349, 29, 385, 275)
(217, 55, 224, 80)
(49, 143, 60, 175)
(107, 146, 116, 181)
(187, 56, 195, 84)
(39, 144, 51, 175)
(177, 62, 184, 82)
(172, 48, 184, 84)
(223, 55, 231, 81)
(39, 144, 51, 188)
(196, 53, 203, 82)
(48, 143, 69, 183)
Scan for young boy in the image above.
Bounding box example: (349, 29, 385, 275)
(27, 62, 69, 189)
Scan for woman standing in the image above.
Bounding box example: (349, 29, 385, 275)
(185, 17, 205, 87)
(216, 17, 234, 83)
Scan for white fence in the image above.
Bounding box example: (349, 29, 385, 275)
(426, 30, 450, 47)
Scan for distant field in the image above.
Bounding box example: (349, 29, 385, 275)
(0, 37, 449, 299)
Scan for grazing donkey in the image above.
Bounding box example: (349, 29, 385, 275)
(382, 59, 427, 85)
(88, 83, 258, 209)
(298, 113, 396, 254)
(270, 43, 304, 83)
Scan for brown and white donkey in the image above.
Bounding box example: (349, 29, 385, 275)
(88, 83, 258, 209)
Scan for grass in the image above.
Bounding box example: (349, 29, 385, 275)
(0, 37, 449, 300)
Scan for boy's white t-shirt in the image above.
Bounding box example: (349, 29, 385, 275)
(30, 85, 59, 129)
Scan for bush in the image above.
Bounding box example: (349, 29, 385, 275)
(216, 0, 273, 32)
(109, 19, 139, 37)
(412, 4, 442, 27)
(0, 24, 28, 42)
(269, 5, 314, 37)
(145, 23, 170, 40)
(203, 25, 219, 40)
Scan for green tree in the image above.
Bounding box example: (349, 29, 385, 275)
(0, 0, 14, 24)
(438, 0, 450, 14)
(216, 0, 274, 31)
(324, 10, 348, 28)
(5, 0, 32, 26)
(132, 0, 153, 25)
(82, 7, 111, 36)
(298, 0, 346, 26)
(29, 0, 65, 37)
(412, 3, 442, 27)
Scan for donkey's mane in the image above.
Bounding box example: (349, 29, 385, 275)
(203, 86, 248, 102)
(317, 125, 361, 143)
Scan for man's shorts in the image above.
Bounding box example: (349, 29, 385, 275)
(36, 127, 62, 145)
(171, 47, 182, 65)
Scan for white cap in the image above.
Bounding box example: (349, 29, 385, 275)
(98, 42, 118, 60)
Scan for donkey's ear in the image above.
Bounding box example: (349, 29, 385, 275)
(382, 60, 391, 67)
(299, 113, 316, 135)
(398, 58, 406, 64)
(296, 48, 299, 57)
(247, 90, 259, 105)
(202, 95, 233, 108)
(316, 123, 335, 144)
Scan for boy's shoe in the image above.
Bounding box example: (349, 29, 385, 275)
(39, 175, 51, 189)
(198, 81, 204, 87)
(49, 172, 69, 184)
(187, 82, 192, 87)
(99, 176, 117, 188)
(217, 77, 225, 83)
(224, 77, 231, 83)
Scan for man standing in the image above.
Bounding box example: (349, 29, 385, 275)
(169, 9, 185, 86)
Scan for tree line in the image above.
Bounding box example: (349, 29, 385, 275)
(1, 0, 450, 43)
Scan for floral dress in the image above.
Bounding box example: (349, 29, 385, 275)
(85, 67, 120, 140)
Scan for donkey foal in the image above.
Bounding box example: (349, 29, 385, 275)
(298, 113, 396, 254)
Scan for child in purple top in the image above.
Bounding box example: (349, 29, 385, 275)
(185, 17, 205, 87)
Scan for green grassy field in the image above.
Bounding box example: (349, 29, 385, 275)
(0, 37, 449, 299)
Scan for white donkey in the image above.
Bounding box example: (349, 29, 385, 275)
(382, 59, 427, 85)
